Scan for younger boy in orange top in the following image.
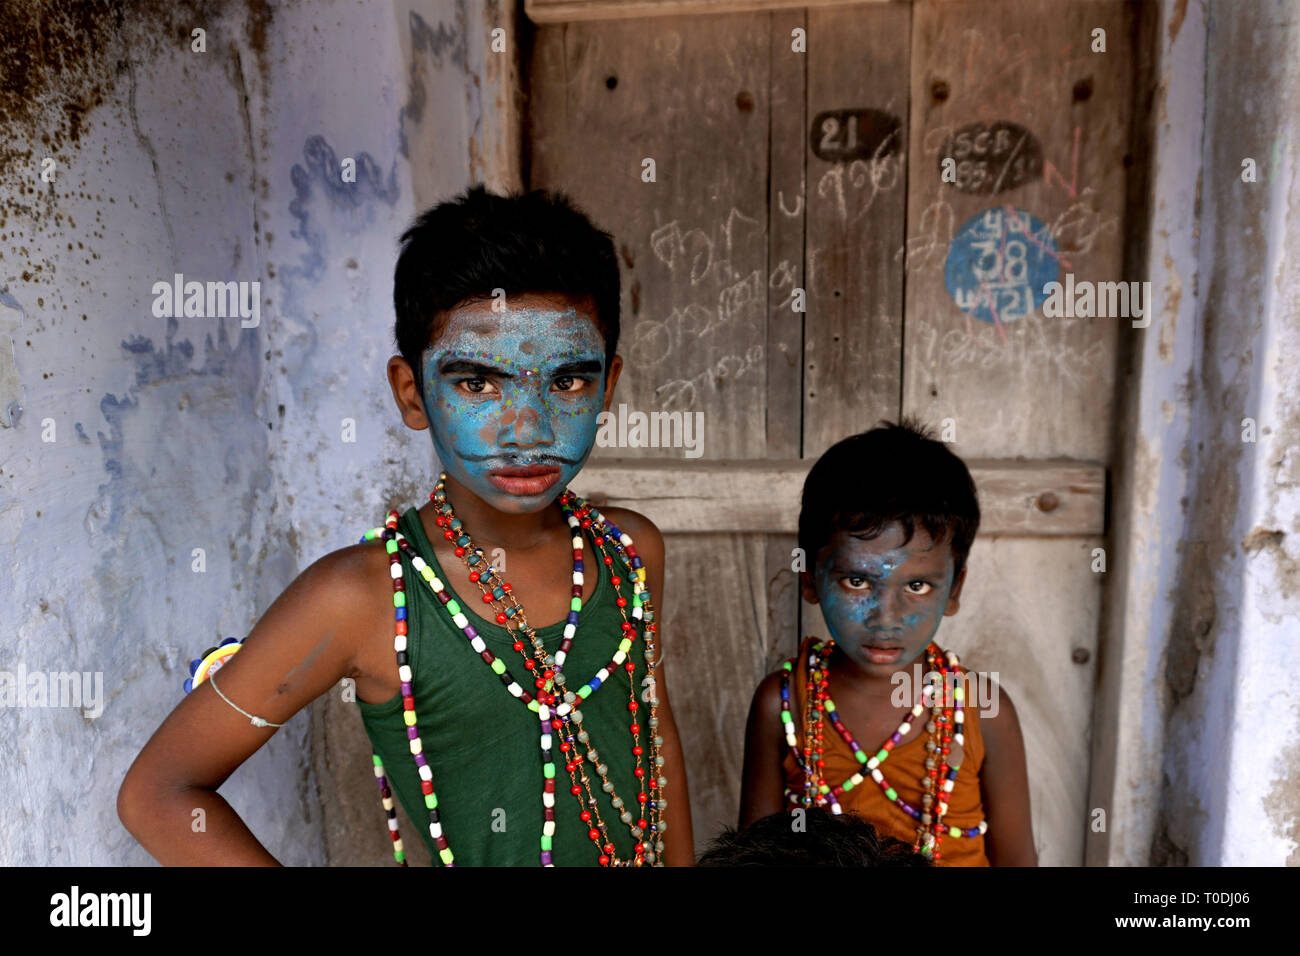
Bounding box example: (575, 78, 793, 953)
(739, 420, 1037, 865)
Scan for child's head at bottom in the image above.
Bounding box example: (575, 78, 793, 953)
(798, 418, 981, 677)
(697, 809, 931, 866)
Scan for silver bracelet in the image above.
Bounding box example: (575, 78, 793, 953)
(206, 669, 284, 728)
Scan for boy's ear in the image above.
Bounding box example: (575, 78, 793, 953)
(799, 570, 820, 604)
(943, 565, 968, 616)
(388, 355, 430, 431)
(601, 354, 623, 412)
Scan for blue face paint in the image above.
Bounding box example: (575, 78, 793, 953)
(812, 523, 956, 677)
(421, 302, 607, 515)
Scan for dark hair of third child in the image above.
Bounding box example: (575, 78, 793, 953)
(392, 184, 622, 402)
(697, 808, 932, 867)
(798, 417, 981, 584)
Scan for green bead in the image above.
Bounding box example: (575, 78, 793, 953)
(855, 751, 868, 764)
(842, 779, 855, 792)
(876, 748, 889, 762)
(541, 835, 553, 851)
(439, 848, 454, 865)
(780, 710, 792, 724)
(385, 539, 398, 554)
(543, 762, 556, 778)
(424, 793, 437, 809)
(949, 826, 960, 838)
(490, 658, 506, 675)
(570, 597, 582, 611)
(885, 787, 898, 801)
(578, 685, 592, 699)
(446, 599, 461, 615)
(394, 849, 405, 863)
(372, 754, 383, 767)
(393, 592, 406, 608)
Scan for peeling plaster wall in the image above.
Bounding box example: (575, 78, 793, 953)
(0, 0, 507, 864)
(1165, 0, 1300, 866)
(1092, 0, 1300, 867)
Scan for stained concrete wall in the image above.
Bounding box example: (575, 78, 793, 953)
(0, 0, 514, 865)
(1089, 0, 1300, 866)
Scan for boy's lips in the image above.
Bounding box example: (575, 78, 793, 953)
(861, 642, 903, 665)
(487, 465, 561, 496)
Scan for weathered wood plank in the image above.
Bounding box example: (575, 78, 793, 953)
(901, 0, 1134, 459)
(573, 457, 1106, 535)
(530, 15, 772, 459)
(766, 9, 806, 459)
(935, 535, 1103, 866)
(526, 0, 889, 24)
(802, 2, 911, 459)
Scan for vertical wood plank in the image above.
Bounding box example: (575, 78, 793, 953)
(766, 9, 806, 458)
(902, 0, 1134, 459)
(802, 2, 911, 459)
(530, 15, 773, 460)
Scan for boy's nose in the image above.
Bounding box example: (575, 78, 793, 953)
(499, 396, 554, 448)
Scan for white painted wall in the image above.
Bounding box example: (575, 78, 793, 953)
(0, 0, 499, 865)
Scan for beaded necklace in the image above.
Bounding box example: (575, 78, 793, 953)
(360, 475, 667, 866)
(782, 639, 987, 861)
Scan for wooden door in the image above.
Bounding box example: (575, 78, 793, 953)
(527, 0, 1129, 864)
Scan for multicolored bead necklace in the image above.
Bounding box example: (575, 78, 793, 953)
(781, 639, 987, 861)
(359, 474, 668, 866)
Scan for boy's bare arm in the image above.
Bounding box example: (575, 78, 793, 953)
(116, 543, 388, 865)
(978, 681, 1038, 866)
(738, 671, 787, 829)
(603, 506, 695, 865)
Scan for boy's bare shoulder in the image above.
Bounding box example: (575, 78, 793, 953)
(595, 505, 663, 553)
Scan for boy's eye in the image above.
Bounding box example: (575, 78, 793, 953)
(552, 375, 589, 393)
(456, 377, 498, 395)
(906, 581, 933, 595)
(842, 576, 870, 591)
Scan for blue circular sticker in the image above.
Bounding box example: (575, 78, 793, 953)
(944, 207, 1059, 323)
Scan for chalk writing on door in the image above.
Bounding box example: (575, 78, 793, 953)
(810, 109, 901, 163)
(938, 120, 1042, 194)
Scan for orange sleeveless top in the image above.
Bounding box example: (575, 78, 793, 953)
(779, 636, 990, 866)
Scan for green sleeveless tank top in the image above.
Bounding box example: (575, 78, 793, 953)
(355, 505, 652, 866)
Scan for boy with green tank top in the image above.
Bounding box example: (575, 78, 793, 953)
(118, 186, 694, 866)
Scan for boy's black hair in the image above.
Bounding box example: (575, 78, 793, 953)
(696, 808, 931, 867)
(798, 417, 981, 585)
(393, 184, 621, 399)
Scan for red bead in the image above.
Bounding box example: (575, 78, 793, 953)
(469, 571, 480, 582)
(638, 793, 648, 803)
(443, 530, 455, 541)
(571, 785, 582, 795)
(598, 854, 610, 866)
(589, 829, 600, 842)
(635, 842, 645, 854)
(496, 612, 508, 624)
(611, 575, 621, 586)
(638, 819, 648, 829)
(630, 723, 640, 734)
(634, 767, 644, 778)
(625, 662, 635, 672)
(551, 719, 563, 730)
(513, 641, 524, 652)
(628, 701, 638, 712)
(454, 546, 466, 557)
(580, 811, 592, 822)
(525, 660, 535, 670)
(632, 746, 643, 756)
(616, 597, 627, 607)
(482, 593, 494, 603)
(560, 741, 571, 752)
(502, 583, 512, 593)
(543, 670, 555, 680)
(603, 843, 614, 854)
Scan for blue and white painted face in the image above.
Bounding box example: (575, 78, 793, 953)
(808, 522, 961, 677)
(420, 296, 609, 515)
